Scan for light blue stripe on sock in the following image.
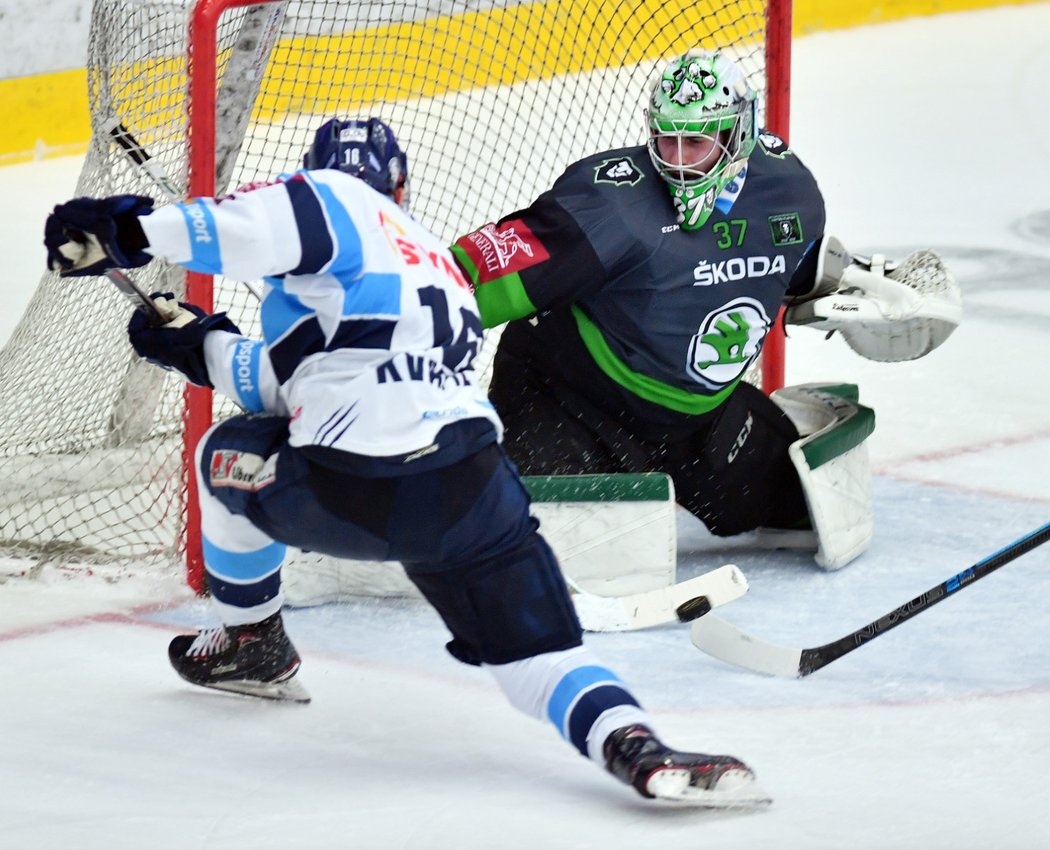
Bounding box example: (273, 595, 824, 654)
(547, 665, 622, 738)
(202, 537, 286, 581)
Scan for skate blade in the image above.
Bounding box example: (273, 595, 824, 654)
(191, 675, 312, 704)
(646, 768, 773, 808)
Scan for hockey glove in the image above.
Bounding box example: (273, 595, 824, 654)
(128, 293, 241, 388)
(785, 236, 961, 362)
(45, 194, 154, 277)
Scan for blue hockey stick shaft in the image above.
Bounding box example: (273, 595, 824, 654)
(691, 521, 1050, 678)
(798, 521, 1050, 675)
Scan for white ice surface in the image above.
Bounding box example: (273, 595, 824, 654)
(2, 5, 1050, 848)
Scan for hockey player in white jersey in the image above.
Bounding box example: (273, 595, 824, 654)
(44, 117, 768, 807)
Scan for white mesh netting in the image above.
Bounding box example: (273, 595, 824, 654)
(0, 0, 774, 591)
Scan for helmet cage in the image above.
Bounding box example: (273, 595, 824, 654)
(645, 99, 756, 193)
(643, 51, 758, 229)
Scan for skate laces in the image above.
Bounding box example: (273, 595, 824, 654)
(185, 627, 231, 658)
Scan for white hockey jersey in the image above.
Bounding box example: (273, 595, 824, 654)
(139, 169, 502, 459)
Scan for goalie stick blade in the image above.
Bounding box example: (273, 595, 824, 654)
(571, 564, 748, 632)
(689, 615, 804, 678)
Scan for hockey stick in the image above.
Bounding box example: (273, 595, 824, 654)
(105, 8, 288, 303)
(689, 522, 1050, 678)
(105, 270, 166, 324)
(567, 563, 749, 632)
(104, 121, 264, 303)
(104, 6, 283, 313)
(106, 121, 181, 199)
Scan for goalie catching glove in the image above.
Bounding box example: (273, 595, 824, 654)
(786, 236, 961, 362)
(128, 293, 240, 388)
(44, 194, 154, 277)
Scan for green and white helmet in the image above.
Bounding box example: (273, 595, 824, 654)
(645, 50, 758, 230)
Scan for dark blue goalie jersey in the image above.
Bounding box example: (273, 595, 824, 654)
(452, 132, 826, 435)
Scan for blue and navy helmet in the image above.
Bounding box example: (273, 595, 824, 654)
(303, 117, 410, 209)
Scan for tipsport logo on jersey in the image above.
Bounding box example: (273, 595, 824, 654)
(686, 297, 771, 389)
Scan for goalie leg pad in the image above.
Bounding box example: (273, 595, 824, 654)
(525, 473, 677, 596)
(766, 383, 875, 570)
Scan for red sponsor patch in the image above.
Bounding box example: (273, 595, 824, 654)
(457, 219, 550, 284)
(209, 449, 274, 491)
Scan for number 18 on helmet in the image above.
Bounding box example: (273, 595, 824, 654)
(303, 117, 410, 210)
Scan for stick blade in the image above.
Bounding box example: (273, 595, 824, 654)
(689, 614, 804, 678)
(573, 564, 748, 632)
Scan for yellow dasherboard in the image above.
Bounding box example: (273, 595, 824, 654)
(1, 0, 1035, 163)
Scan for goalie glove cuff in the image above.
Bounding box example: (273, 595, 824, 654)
(128, 293, 241, 387)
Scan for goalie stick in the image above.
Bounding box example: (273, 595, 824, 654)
(690, 521, 1050, 678)
(567, 564, 749, 632)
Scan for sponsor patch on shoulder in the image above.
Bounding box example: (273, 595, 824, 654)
(456, 219, 550, 284)
(593, 156, 644, 186)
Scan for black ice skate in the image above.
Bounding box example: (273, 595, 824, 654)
(168, 612, 310, 703)
(603, 725, 771, 807)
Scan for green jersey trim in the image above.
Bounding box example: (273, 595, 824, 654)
(570, 305, 738, 415)
(523, 472, 671, 502)
(450, 243, 537, 329)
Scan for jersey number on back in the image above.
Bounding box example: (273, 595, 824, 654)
(418, 286, 483, 372)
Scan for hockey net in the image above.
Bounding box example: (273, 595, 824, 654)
(0, 0, 790, 594)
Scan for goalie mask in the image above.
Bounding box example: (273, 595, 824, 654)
(645, 50, 757, 230)
(304, 117, 410, 210)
